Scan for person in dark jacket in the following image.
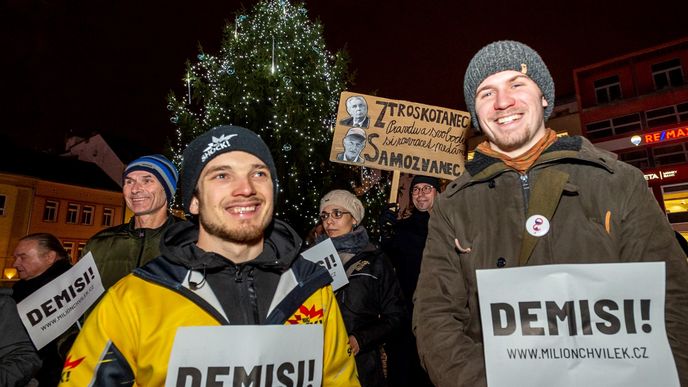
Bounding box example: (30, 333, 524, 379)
(317, 189, 406, 387)
(12, 233, 77, 387)
(0, 288, 41, 387)
(380, 175, 440, 387)
(83, 154, 183, 291)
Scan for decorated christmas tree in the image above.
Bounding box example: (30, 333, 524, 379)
(167, 0, 389, 235)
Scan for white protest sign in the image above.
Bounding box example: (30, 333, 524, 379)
(165, 325, 323, 387)
(301, 238, 348, 291)
(477, 262, 679, 387)
(17, 252, 104, 349)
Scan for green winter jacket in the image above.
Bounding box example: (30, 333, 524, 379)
(413, 136, 688, 387)
(83, 214, 183, 291)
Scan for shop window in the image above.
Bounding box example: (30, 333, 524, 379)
(594, 75, 622, 105)
(77, 242, 86, 262)
(63, 241, 74, 259)
(652, 58, 684, 90)
(43, 200, 59, 222)
(663, 183, 688, 224)
(0, 194, 5, 216)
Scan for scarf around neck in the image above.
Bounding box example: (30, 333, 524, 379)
(476, 128, 558, 174)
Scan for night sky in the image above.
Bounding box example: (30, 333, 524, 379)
(3, 0, 687, 158)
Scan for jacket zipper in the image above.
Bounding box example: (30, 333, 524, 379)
(520, 173, 530, 214)
(135, 229, 145, 267)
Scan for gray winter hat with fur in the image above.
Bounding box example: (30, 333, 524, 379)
(463, 40, 555, 132)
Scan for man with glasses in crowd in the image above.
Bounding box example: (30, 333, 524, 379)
(381, 175, 440, 387)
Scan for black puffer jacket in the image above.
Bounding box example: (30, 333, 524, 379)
(0, 288, 41, 387)
(12, 259, 77, 387)
(326, 227, 406, 387)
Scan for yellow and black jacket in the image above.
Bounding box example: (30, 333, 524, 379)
(61, 220, 359, 386)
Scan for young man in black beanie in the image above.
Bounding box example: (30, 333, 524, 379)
(413, 40, 688, 387)
(62, 126, 359, 386)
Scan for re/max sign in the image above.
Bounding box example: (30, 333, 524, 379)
(644, 127, 688, 144)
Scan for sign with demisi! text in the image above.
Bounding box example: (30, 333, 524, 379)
(165, 325, 323, 387)
(301, 238, 348, 291)
(330, 91, 470, 180)
(476, 262, 679, 387)
(17, 252, 104, 349)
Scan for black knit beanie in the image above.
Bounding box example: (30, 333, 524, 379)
(181, 125, 278, 213)
(463, 40, 555, 132)
(411, 175, 441, 191)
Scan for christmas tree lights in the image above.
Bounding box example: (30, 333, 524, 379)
(167, 0, 388, 236)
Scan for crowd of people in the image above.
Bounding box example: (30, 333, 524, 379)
(2, 39, 687, 387)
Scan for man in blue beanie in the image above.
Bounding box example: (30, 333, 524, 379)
(83, 154, 183, 291)
(414, 40, 688, 387)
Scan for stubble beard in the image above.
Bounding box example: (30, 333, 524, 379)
(199, 212, 270, 245)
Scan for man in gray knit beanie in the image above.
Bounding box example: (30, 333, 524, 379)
(413, 39, 688, 387)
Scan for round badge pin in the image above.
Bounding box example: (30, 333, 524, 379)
(526, 214, 550, 237)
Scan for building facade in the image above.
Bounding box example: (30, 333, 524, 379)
(0, 149, 124, 287)
(574, 36, 688, 236)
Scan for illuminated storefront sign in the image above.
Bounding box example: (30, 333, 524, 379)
(643, 126, 688, 144)
(643, 165, 688, 184)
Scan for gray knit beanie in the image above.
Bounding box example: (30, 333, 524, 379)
(463, 40, 555, 132)
(319, 189, 365, 224)
(180, 125, 278, 214)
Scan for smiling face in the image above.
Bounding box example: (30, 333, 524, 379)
(123, 171, 168, 216)
(475, 70, 548, 157)
(411, 183, 437, 212)
(190, 151, 274, 247)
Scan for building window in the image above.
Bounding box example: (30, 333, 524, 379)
(611, 113, 642, 135)
(66, 203, 80, 224)
(81, 205, 94, 225)
(102, 207, 114, 226)
(0, 194, 5, 216)
(619, 148, 650, 169)
(653, 143, 687, 166)
(63, 241, 74, 259)
(585, 113, 641, 140)
(594, 75, 622, 104)
(646, 106, 679, 128)
(43, 200, 59, 222)
(652, 58, 684, 90)
(77, 242, 86, 261)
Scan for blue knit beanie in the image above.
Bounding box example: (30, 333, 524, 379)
(123, 154, 179, 204)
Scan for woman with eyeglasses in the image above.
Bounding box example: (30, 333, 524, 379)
(316, 189, 406, 387)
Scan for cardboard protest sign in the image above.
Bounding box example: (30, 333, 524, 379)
(476, 262, 679, 387)
(166, 325, 323, 387)
(16, 252, 104, 349)
(330, 91, 470, 180)
(301, 238, 348, 291)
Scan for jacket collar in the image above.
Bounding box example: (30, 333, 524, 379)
(445, 136, 616, 197)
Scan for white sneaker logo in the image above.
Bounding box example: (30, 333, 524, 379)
(201, 134, 238, 162)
